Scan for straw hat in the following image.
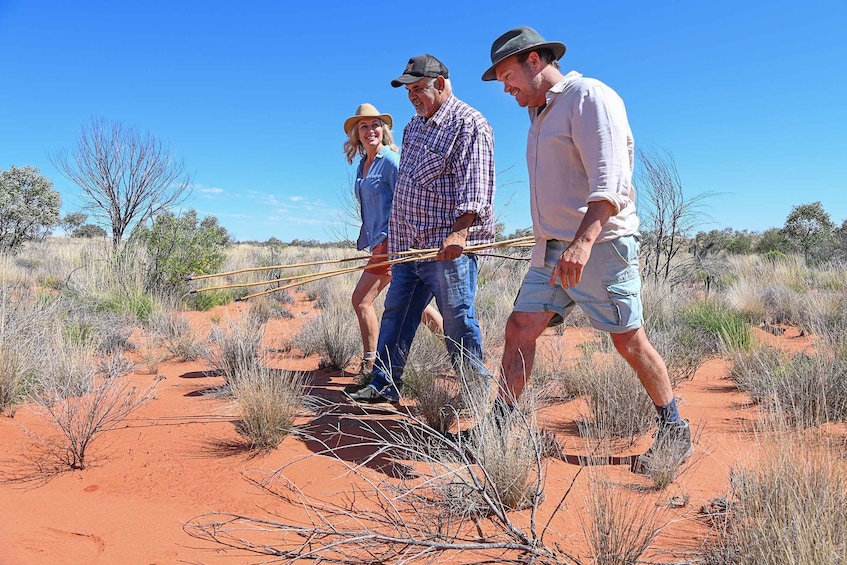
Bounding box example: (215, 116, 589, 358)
(344, 103, 393, 135)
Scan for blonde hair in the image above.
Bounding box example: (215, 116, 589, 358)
(343, 118, 399, 164)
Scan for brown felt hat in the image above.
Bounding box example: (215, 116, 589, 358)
(343, 103, 393, 135)
(482, 26, 566, 81)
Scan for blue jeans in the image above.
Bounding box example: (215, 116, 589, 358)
(368, 255, 486, 400)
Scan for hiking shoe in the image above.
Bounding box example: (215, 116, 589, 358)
(343, 384, 399, 405)
(441, 400, 514, 446)
(631, 419, 694, 475)
(343, 372, 373, 394)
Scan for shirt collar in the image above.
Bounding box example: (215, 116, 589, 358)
(419, 93, 457, 126)
(548, 70, 582, 96)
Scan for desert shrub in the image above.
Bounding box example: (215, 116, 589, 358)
(703, 433, 847, 564)
(761, 249, 787, 264)
(648, 324, 711, 385)
(31, 361, 152, 469)
(731, 345, 847, 426)
(132, 209, 231, 297)
(231, 361, 309, 450)
(186, 398, 557, 563)
(0, 165, 61, 253)
(681, 300, 755, 353)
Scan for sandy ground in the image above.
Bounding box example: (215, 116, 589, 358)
(0, 299, 819, 564)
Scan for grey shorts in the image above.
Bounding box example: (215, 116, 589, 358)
(513, 236, 643, 333)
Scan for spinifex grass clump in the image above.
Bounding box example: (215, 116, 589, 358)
(206, 312, 266, 385)
(291, 302, 359, 370)
(571, 344, 654, 438)
(148, 310, 205, 362)
(230, 359, 309, 450)
(704, 430, 847, 564)
(582, 480, 664, 564)
(731, 344, 847, 427)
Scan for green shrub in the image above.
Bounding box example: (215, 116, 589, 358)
(132, 209, 231, 297)
(193, 289, 232, 311)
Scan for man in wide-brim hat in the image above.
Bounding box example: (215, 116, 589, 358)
(480, 26, 694, 475)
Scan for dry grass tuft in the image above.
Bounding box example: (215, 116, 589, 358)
(703, 428, 847, 564)
(230, 361, 309, 450)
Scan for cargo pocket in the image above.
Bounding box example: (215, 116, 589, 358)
(605, 274, 642, 327)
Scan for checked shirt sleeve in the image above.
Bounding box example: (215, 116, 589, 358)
(450, 120, 496, 243)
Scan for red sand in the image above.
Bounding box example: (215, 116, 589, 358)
(0, 304, 818, 564)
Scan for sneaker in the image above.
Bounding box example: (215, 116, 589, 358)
(343, 384, 399, 405)
(631, 419, 694, 475)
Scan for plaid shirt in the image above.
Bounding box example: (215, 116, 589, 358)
(389, 95, 496, 255)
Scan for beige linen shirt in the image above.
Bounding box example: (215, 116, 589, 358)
(527, 71, 640, 267)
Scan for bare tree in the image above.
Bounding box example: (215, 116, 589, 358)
(635, 146, 712, 284)
(52, 117, 193, 250)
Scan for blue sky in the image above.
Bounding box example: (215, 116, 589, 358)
(1, 0, 845, 242)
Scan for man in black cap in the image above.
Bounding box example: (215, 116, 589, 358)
(344, 54, 496, 405)
(481, 27, 693, 475)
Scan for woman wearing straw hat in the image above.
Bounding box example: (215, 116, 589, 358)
(343, 103, 443, 378)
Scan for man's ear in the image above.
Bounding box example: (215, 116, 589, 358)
(436, 76, 446, 92)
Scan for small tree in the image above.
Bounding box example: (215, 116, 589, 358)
(0, 166, 61, 252)
(52, 117, 192, 250)
(72, 224, 108, 239)
(61, 212, 88, 234)
(61, 212, 107, 239)
(132, 209, 231, 295)
(781, 202, 835, 262)
(635, 146, 711, 283)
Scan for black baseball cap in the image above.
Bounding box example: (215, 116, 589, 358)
(391, 54, 449, 88)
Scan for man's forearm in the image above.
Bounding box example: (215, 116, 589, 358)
(450, 212, 477, 237)
(571, 200, 616, 249)
(438, 213, 477, 260)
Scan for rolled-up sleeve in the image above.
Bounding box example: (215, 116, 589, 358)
(571, 83, 634, 215)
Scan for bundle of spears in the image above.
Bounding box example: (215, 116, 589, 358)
(185, 235, 534, 301)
